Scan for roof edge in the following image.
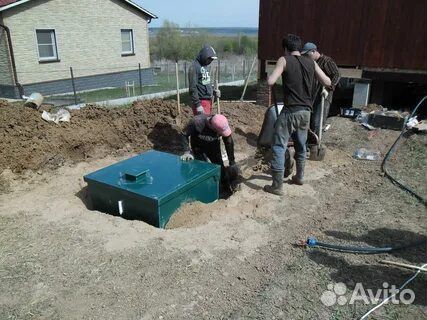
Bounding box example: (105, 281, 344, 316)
(123, 0, 157, 19)
(0, 0, 158, 19)
(0, 0, 32, 12)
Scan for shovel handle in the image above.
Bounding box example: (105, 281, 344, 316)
(318, 94, 325, 146)
(215, 79, 220, 114)
(271, 85, 280, 117)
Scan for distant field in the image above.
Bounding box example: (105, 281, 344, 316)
(149, 27, 258, 38)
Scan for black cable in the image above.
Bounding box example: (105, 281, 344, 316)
(381, 95, 427, 205)
(303, 97, 427, 255)
(305, 237, 427, 254)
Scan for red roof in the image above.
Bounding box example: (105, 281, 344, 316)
(0, 0, 20, 7)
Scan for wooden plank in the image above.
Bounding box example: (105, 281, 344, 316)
(339, 68, 363, 79)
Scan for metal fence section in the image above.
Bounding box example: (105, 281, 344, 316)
(11, 57, 258, 106)
(153, 57, 258, 88)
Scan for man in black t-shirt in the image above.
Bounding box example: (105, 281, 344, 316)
(264, 34, 331, 196)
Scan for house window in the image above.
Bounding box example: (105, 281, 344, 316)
(36, 29, 59, 62)
(121, 29, 134, 55)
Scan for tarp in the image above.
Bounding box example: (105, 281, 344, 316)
(257, 103, 284, 147)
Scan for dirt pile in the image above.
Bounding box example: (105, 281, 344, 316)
(0, 99, 192, 172)
(0, 100, 264, 173)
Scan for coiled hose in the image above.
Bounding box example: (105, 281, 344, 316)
(381, 95, 427, 205)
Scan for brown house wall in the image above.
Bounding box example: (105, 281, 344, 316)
(258, 0, 427, 71)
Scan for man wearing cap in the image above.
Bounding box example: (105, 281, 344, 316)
(301, 42, 340, 134)
(264, 34, 331, 196)
(188, 45, 221, 115)
(180, 114, 238, 195)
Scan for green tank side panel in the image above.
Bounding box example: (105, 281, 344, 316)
(84, 150, 220, 228)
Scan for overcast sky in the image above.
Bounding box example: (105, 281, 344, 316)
(134, 0, 259, 28)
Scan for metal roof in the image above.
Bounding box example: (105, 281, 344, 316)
(0, 0, 157, 18)
(0, 0, 20, 7)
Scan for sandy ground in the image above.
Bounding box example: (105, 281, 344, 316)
(0, 100, 426, 320)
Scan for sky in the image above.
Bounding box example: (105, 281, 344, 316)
(134, 0, 259, 28)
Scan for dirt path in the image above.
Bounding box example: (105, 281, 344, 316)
(0, 101, 426, 319)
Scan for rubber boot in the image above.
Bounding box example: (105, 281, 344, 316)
(291, 161, 305, 185)
(264, 170, 284, 196)
(284, 148, 295, 179)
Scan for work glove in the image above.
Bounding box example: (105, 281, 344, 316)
(180, 151, 194, 162)
(227, 164, 240, 181)
(226, 164, 240, 193)
(321, 88, 329, 99)
(195, 104, 205, 115)
(213, 89, 221, 99)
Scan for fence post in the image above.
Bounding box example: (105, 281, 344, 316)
(217, 59, 221, 84)
(240, 56, 257, 101)
(70, 67, 77, 105)
(167, 62, 170, 83)
(138, 63, 142, 95)
(175, 61, 181, 121)
(243, 59, 246, 79)
(184, 61, 188, 88)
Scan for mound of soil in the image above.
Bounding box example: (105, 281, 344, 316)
(0, 99, 264, 173)
(0, 99, 190, 173)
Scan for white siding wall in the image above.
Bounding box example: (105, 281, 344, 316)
(2, 0, 151, 84)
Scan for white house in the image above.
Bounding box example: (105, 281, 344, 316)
(0, 0, 157, 98)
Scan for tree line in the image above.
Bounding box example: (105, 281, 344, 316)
(150, 20, 258, 62)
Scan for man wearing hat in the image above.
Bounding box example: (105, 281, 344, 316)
(188, 45, 221, 115)
(301, 42, 340, 134)
(264, 34, 331, 196)
(180, 114, 239, 195)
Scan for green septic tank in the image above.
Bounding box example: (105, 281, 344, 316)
(83, 150, 220, 228)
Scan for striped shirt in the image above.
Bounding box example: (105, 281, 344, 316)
(317, 54, 340, 89)
(311, 54, 340, 103)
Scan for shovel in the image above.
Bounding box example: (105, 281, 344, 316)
(309, 89, 327, 161)
(215, 79, 221, 114)
(214, 73, 228, 162)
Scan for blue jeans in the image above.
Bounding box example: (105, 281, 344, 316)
(271, 109, 311, 172)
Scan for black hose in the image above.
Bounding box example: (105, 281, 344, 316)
(381, 95, 427, 205)
(304, 97, 427, 255)
(306, 237, 427, 254)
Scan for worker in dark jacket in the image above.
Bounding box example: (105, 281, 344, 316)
(181, 114, 238, 194)
(188, 45, 220, 115)
(301, 42, 340, 134)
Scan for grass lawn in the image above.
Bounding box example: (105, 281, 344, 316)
(49, 73, 185, 104)
(165, 82, 259, 106)
(47, 68, 258, 105)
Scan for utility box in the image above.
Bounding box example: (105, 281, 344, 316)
(352, 80, 371, 108)
(367, 114, 407, 131)
(84, 150, 220, 228)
